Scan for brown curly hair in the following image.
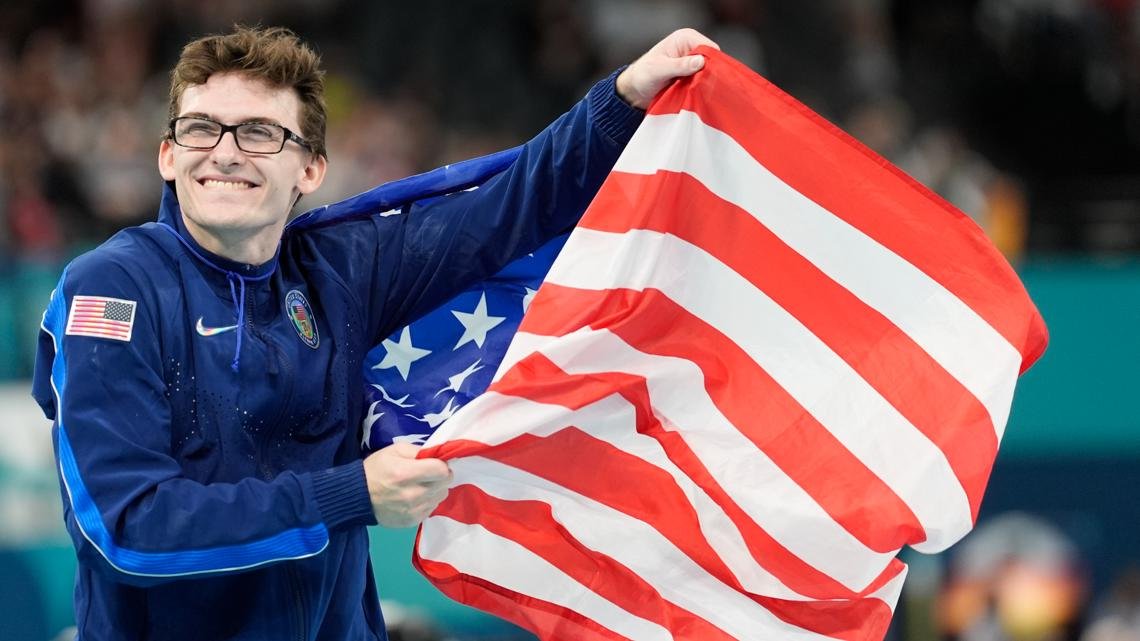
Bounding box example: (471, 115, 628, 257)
(168, 25, 327, 158)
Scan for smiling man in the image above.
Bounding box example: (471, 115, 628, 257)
(31, 24, 716, 641)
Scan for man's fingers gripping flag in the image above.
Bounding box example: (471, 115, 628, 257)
(411, 48, 1047, 641)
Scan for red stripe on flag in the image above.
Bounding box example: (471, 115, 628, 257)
(516, 287, 925, 553)
(416, 554, 633, 641)
(649, 49, 1047, 372)
(581, 170, 998, 520)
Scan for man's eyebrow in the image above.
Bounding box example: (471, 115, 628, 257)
(178, 112, 284, 126)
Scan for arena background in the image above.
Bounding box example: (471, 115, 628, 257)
(1, 1, 1138, 640)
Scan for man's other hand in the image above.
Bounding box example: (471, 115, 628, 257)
(615, 28, 720, 110)
(363, 442, 452, 528)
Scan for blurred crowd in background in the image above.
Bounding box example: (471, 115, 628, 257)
(2, 1, 1140, 641)
(3, 0, 1140, 267)
(2, 0, 1140, 366)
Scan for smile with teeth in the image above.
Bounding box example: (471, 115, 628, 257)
(200, 178, 256, 190)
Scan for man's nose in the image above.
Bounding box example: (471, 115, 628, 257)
(209, 130, 245, 163)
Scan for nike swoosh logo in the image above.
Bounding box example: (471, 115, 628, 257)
(196, 317, 240, 336)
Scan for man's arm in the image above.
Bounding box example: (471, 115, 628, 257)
(33, 257, 375, 586)
(358, 28, 720, 528)
(365, 29, 719, 342)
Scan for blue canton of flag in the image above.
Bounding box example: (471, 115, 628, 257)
(361, 236, 566, 449)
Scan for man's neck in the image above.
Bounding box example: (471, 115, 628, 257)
(181, 216, 283, 266)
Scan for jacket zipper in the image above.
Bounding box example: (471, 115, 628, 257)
(247, 290, 296, 479)
(243, 293, 307, 640)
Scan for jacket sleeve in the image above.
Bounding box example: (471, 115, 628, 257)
(373, 69, 643, 340)
(32, 258, 374, 587)
(297, 68, 643, 343)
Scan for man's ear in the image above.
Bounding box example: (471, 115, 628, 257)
(158, 139, 176, 182)
(296, 153, 328, 196)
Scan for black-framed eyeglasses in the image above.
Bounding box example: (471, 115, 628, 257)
(169, 117, 312, 154)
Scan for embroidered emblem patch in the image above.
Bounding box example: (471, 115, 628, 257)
(66, 295, 137, 342)
(285, 290, 319, 349)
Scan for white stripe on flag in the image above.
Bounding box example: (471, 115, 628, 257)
(498, 327, 895, 592)
(429, 390, 805, 599)
(419, 514, 674, 641)
(445, 456, 836, 641)
(613, 111, 1022, 446)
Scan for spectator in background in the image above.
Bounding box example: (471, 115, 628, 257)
(936, 512, 1088, 641)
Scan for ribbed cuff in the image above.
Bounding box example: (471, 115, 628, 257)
(309, 460, 376, 530)
(587, 65, 644, 148)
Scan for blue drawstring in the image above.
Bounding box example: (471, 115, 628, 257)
(158, 223, 273, 373)
(225, 272, 246, 372)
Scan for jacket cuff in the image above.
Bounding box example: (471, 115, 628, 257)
(587, 65, 644, 148)
(309, 460, 376, 530)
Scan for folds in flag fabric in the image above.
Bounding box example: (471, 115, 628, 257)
(402, 47, 1047, 641)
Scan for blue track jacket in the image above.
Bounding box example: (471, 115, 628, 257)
(31, 71, 641, 641)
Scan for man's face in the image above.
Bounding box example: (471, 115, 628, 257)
(158, 72, 326, 256)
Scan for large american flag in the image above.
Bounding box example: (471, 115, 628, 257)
(364, 49, 1047, 640)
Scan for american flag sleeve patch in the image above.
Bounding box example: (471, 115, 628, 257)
(65, 295, 138, 342)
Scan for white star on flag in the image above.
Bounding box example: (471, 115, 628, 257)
(361, 400, 384, 449)
(407, 397, 461, 428)
(521, 287, 538, 313)
(373, 327, 431, 381)
(370, 383, 414, 408)
(452, 292, 506, 350)
(393, 433, 432, 446)
(436, 360, 484, 397)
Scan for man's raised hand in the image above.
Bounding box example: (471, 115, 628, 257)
(615, 28, 720, 110)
